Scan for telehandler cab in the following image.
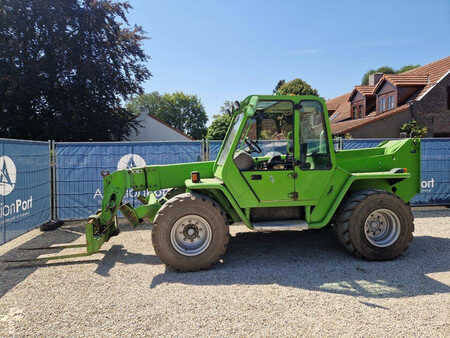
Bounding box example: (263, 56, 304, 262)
(12, 95, 421, 270)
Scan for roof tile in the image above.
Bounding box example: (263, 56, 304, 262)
(326, 92, 352, 123)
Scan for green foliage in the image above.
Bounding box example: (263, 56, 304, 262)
(273, 80, 286, 94)
(0, 0, 150, 141)
(361, 64, 420, 85)
(400, 120, 428, 138)
(278, 78, 319, 96)
(397, 64, 421, 73)
(361, 66, 395, 85)
(127, 91, 208, 139)
(206, 114, 232, 140)
(375, 66, 396, 74)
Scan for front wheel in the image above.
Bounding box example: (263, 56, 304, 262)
(334, 190, 414, 260)
(152, 193, 229, 271)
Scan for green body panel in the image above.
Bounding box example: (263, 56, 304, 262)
(79, 94, 421, 257)
(241, 170, 294, 202)
(130, 161, 215, 191)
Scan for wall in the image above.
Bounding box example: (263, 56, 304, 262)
(398, 86, 420, 105)
(349, 109, 413, 138)
(412, 73, 450, 137)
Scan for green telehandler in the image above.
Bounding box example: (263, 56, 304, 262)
(13, 95, 421, 270)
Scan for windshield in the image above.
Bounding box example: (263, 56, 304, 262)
(235, 101, 294, 156)
(217, 113, 243, 165)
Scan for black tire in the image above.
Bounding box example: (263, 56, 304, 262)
(152, 192, 229, 271)
(335, 189, 414, 260)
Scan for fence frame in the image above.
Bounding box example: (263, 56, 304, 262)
(0, 138, 52, 244)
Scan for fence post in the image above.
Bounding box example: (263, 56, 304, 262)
(200, 139, 208, 161)
(40, 140, 64, 231)
(51, 140, 57, 220)
(1, 139, 4, 244)
(205, 139, 209, 161)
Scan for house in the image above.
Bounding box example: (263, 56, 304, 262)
(327, 92, 351, 122)
(328, 56, 450, 138)
(128, 113, 192, 141)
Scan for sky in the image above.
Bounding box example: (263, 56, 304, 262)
(126, 0, 450, 123)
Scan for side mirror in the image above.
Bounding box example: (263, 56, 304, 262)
(234, 100, 240, 110)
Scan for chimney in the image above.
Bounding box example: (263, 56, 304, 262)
(369, 73, 383, 86)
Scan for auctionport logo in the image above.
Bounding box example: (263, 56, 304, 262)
(94, 153, 166, 200)
(0, 155, 33, 220)
(117, 154, 146, 170)
(421, 178, 435, 192)
(0, 156, 16, 196)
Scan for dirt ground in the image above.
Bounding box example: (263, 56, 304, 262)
(0, 207, 449, 336)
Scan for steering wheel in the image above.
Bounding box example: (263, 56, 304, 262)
(244, 137, 262, 153)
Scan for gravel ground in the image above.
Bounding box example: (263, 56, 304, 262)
(0, 207, 449, 337)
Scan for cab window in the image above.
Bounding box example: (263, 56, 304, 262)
(299, 100, 331, 170)
(233, 101, 294, 171)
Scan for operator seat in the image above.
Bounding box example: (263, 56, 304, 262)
(233, 150, 254, 171)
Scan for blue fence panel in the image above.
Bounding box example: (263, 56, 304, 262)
(0, 139, 51, 245)
(55, 141, 203, 220)
(411, 139, 450, 206)
(342, 139, 389, 149)
(54, 138, 450, 222)
(342, 138, 450, 206)
(208, 141, 223, 161)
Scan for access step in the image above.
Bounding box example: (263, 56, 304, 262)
(252, 220, 308, 232)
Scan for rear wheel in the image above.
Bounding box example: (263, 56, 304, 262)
(335, 190, 414, 260)
(152, 192, 229, 271)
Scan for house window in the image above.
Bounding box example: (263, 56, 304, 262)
(352, 106, 357, 119)
(358, 105, 363, 118)
(388, 95, 395, 110)
(380, 97, 386, 112)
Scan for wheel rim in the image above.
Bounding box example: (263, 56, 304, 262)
(364, 208, 401, 247)
(170, 215, 212, 256)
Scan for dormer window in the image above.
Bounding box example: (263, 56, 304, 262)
(349, 85, 376, 119)
(388, 95, 394, 110)
(352, 106, 357, 119)
(380, 97, 386, 112)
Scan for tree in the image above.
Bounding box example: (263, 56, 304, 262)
(220, 100, 234, 115)
(206, 114, 232, 140)
(127, 91, 163, 117)
(361, 66, 395, 85)
(397, 64, 421, 73)
(361, 65, 420, 85)
(278, 78, 319, 96)
(127, 91, 208, 139)
(400, 120, 428, 137)
(0, 0, 150, 141)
